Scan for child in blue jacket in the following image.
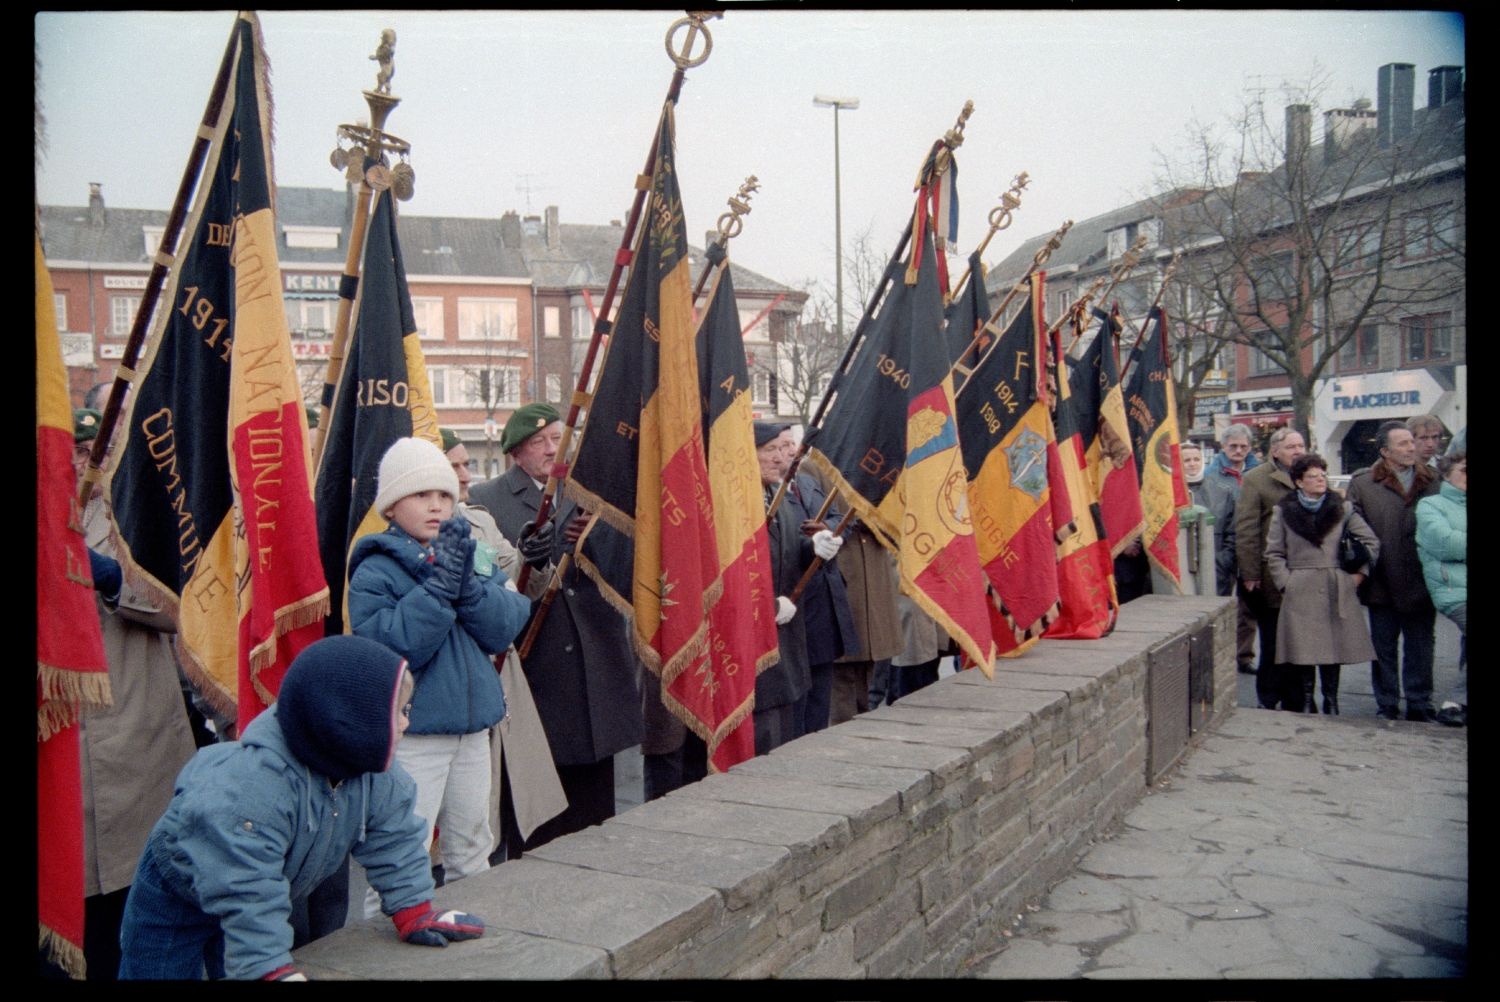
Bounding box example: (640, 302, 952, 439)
(118, 635, 485, 980)
(348, 437, 531, 907)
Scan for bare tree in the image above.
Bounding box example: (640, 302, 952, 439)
(1149, 67, 1465, 438)
(752, 280, 847, 426)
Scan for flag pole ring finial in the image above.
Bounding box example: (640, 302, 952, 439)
(988, 171, 1031, 232)
(715, 175, 760, 242)
(666, 12, 721, 70)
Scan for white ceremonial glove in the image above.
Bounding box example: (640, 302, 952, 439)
(775, 596, 797, 625)
(811, 529, 843, 561)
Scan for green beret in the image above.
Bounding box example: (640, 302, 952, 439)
(74, 408, 102, 444)
(501, 403, 561, 453)
(439, 427, 461, 453)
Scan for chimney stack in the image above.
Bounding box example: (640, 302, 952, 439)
(544, 205, 561, 250)
(88, 182, 105, 226)
(499, 210, 521, 248)
(1377, 62, 1415, 148)
(1428, 65, 1463, 109)
(1285, 103, 1312, 173)
(1323, 99, 1376, 163)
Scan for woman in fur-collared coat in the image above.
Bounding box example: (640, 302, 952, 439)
(1265, 454, 1381, 714)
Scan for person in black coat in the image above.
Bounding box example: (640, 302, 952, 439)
(754, 423, 815, 755)
(783, 468, 859, 734)
(469, 404, 643, 855)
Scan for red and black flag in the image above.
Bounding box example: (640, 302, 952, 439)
(314, 181, 442, 637)
(1045, 324, 1119, 640)
(565, 104, 734, 761)
(1123, 306, 1190, 589)
(955, 273, 1063, 655)
(804, 231, 995, 674)
(107, 13, 327, 727)
(1069, 307, 1145, 555)
(37, 232, 110, 978)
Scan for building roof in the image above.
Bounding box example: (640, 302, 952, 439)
(517, 218, 802, 301)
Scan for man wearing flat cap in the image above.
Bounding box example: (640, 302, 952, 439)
(469, 404, 643, 854)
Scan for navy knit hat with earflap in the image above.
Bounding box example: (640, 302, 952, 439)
(276, 636, 408, 781)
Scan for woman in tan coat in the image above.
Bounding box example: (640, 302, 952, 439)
(1265, 454, 1380, 714)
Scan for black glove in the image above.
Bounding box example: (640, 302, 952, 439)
(88, 547, 122, 598)
(518, 518, 555, 569)
(424, 518, 475, 603)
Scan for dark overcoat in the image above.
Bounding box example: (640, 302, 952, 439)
(470, 466, 643, 766)
(1234, 460, 1296, 610)
(759, 490, 812, 710)
(1346, 460, 1439, 613)
(786, 473, 860, 665)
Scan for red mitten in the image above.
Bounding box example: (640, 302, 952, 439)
(392, 901, 485, 947)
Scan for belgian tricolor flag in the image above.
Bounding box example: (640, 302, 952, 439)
(1044, 325, 1119, 640)
(108, 13, 328, 727)
(566, 104, 738, 763)
(956, 273, 1063, 656)
(1123, 306, 1190, 589)
(1070, 307, 1146, 555)
(314, 179, 443, 638)
(37, 231, 109, 979)
(804, 230, 995, 675)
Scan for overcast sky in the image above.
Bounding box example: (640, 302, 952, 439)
(36, 9, 1464, 298)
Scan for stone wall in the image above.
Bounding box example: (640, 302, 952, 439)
(296, 594, 1237, 979)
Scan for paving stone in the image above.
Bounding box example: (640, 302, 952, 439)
(295, 924, 611, 980)
(609, 790, 851, 864)
(526, 822, 789, 912)
(1019, 908, 1131, 945)
(729, 750, 934, 806)
(976, 938, 1089, 979)
(669, 771, 901, 838)
(448, 858, 720, 976)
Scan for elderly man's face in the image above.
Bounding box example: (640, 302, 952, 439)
(1272, 431, 1306, 468)
(446, 443, 473, 503)
(1220, 437, 1251, 467)
(511, 421, 564, 481)
(758, 431, 792, 486)
(1381, 428, 1417, 470)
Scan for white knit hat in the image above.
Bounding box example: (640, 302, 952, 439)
(374, 437, 459, 516)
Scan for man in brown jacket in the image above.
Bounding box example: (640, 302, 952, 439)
(1234, 426, 1306, 710)
(1346, 421, 1441, 721)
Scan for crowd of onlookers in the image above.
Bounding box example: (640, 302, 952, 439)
(1182, 416, 1466, 725)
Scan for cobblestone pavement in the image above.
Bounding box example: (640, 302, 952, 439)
(969, 708, 1467, 979)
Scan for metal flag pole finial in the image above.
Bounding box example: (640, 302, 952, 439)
(716, 175, 760, 242)
(666, 11, 722, 69)
(948, 171, 1032, 300)
(930, 99, 974, 179)
(312, 28, 417, 469)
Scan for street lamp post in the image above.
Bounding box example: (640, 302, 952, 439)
(813, 95, 858, 343)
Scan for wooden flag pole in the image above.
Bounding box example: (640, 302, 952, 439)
(514, 11, 720, 594)
(76, 21, 239, 513)
(946, 172, 1030, 306)
(312, 28, 414, 470)
(769, 98, 972, 520)
(952, 218, 1074, 397)
(1118, 252, 1181, 385)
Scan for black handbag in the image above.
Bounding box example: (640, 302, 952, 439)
(1338, 521, 1371, 573)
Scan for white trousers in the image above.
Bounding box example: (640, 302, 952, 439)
(364, 730, 492, 918)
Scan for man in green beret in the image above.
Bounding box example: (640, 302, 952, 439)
(468, 405, 643, 857)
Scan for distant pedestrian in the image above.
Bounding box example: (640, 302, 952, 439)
(1203, 425, 1260, 674)
(1416, 450, 1466, 727)
(1264, 454, 1379, 714)
(1235, 426, 1307, 709)
(1347, 421, 1441, 721)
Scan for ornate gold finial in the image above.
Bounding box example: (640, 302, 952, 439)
(930, 100, 975, 179)
(330, 29, 415, 200)
(1032, 218, 1074, 268)
(716, 175, 760, 242)
(1108, 233, 1149, 286)
(666, 11, 722, 69)
(988, 172, 1032, 232)
(370, 28, 396, 95)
